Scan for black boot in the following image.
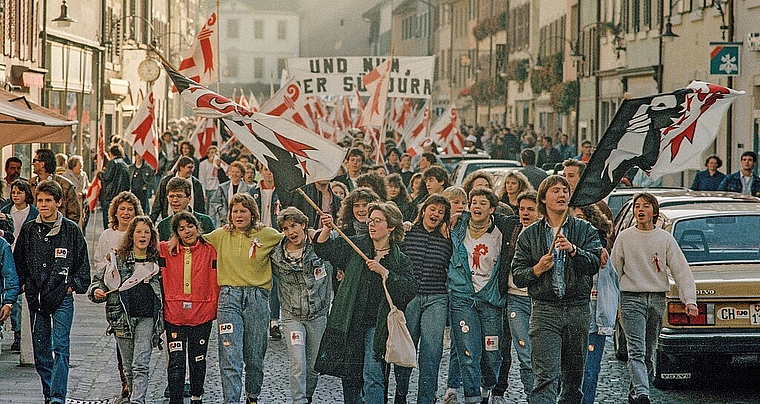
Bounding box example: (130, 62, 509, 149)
(10, 331, 20, 352)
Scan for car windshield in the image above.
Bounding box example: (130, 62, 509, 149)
(673, 215, 760, 264)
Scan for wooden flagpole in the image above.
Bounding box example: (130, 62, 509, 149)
(296, 188, 369, 262)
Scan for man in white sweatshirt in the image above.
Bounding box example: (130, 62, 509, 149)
(611, 193, 697, 404)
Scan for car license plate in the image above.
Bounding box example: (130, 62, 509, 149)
(751, 304, 760, 325)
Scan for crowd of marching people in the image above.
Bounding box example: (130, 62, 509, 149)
(0, 118, 700, 404)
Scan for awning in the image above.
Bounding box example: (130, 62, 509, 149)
(0, 87, 77, 146)
(22, 72, 45, 88)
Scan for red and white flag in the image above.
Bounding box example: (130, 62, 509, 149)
(430, 103, 464, 154)
(392, 98, 413, 133)
(177, 13, 218, 87)
(190, 117, 218, 158)
(249, 90, 261, 112)
(165, 64, 347, 191)
(353, 91, 366, 128)
(85, 113, 106, 211)
(357, 58, 392, 128)
(260, 79, 318, 132)
(123, 91, 160, 171)
(238, 92, 250, 110)
(399, 101, 430, 157)
(339, 96, 353, 130)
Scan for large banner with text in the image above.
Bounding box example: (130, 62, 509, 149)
(287, 56, 435, 99)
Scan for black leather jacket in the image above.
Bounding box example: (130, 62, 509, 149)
(512, 216, 601, 307)
(14, 213, 91, 315)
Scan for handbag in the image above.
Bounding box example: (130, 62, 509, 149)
(382, 277, 417, 368)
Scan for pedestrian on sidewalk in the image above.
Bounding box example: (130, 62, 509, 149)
(160, 212, 219, 404)
(270, 207, 332, 404)
(0, 235, 19, 341)
(14, 180, 91, 404)
(89, 191, 144, 398)
(201, 193, 282, 404)
(89, 216, 164, 404)
(2, 179, 37, 352)
(611, 193, 697, 404)
(314, 202, 418, 404)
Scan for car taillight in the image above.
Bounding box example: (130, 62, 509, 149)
(667, 302, 715, 325)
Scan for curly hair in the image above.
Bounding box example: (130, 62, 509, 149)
(367, 201, 405, 244)
(337, 187, 380, 228)
(226, 193, 262, 234)
(117, 216, 160, 262)
(575, 204, 612, 236)
(501, 170, 533, 199)
(462, 169, 495, 196)
(356, 172, 387, 201)
(108, 191, 145, 230)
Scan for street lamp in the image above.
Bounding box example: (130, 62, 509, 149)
(52, 0, 76, 28)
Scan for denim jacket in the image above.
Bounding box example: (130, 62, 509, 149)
(89, 252, 164, 347)
(270, 238, 332, 321)
(589, 259, 620, 335)
(0, 237, 18, 305)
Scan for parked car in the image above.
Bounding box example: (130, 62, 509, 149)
(611, 195, 760, 388)
(438, 151, 490, 173)
(605, 187, 687, 219)
(450, 159, 521, 186)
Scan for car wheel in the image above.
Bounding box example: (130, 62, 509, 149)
(614, 318, 628, 362)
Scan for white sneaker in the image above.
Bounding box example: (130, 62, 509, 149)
(443, 389, 458, 404)
(490, 395, 508, 404)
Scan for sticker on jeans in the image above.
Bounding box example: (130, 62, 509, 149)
(171, 332, 178, 338)
(54, 248, 68, 258)
(169, 341, 183, 352)
(195, 355, 205, 362)
(461, 325, 470, 334)
(183, 301, 192, 309)
(290, 331, 305, 346)
(459, 320, 466, 327)
(314, 265, 327, 281)
(220, 323, 234, 334)
(199, 339, 206, 345)
(485, 336, 499, 351)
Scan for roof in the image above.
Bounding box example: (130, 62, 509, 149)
(658, 202, 760, 220)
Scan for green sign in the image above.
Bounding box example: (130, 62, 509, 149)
(709, 43, 740, 76)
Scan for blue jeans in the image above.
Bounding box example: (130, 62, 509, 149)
(281, 313, 328, 404)
(529, 302, 588, 404)
(29, 294, 74, 404)
(115, 316, 155, 404)
(449, 296, 503, 403)
(341, 327, 387, 404)
(581, 332, 607, 404)
(217, 286, 270, 403)
(10, 295, 22, 331)
(394, 293, 448, 403)
(620, 292, 666, 399)
(507, 294, 534, 397)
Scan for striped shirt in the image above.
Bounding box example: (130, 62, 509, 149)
(401, 224, 453, 294)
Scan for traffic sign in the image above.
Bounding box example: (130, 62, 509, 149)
(709, 42, 741, 76)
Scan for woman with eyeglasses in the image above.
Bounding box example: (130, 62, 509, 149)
(314, 202, 418, 404)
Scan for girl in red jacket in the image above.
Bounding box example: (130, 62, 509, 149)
(159, 212, 219, 404)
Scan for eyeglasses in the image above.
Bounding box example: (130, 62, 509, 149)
(366, 217, 387, 226)
(32, 158, 42, 163)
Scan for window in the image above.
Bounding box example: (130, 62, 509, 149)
(228, 19, 239, 39)
(254, 20, 264, 39)
(254, 58, 264, 79)
(277, 20, 287, 40)
(277, 58, 287, 75)
(226, 57, 238, 78)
